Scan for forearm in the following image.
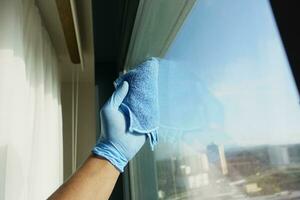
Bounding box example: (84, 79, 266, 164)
(48, 155, 120, 200)
(49, 80, 147, 199)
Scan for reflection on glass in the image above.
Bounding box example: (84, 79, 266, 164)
(155, 0, 300, 199)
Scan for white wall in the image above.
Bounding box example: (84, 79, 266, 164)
(61, 82, 97, 180)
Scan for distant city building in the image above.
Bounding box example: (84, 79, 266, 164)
(207, 143, 228, 175)
(156, 146, 212, 195)
(219, 145, 228, 175)
(176, 153, 210, 189)
(268, 146, 290, 166)
(156, 143, 300, 198)
(225, 144, 300, 179)
(207, 143, 219, 163)
(288, 144, 300, 164)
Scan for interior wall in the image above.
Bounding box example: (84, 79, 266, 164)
(36, 0, 96, 183)
(61, 82, 97, 180)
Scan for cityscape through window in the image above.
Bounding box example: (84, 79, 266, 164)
(155, 0, 300, 199)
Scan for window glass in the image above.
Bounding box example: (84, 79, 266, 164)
(156, 0, 300, 199)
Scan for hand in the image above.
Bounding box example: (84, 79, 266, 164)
(92, 81, 147, 172)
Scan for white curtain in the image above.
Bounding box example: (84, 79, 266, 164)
(0, 0, 63, 199)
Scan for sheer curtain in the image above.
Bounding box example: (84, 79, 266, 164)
(0, 0, 63, 199)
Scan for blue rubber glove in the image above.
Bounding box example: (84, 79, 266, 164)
(92, 81, 147, 172)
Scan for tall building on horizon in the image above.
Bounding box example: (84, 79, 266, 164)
(207, 143, 228, 175)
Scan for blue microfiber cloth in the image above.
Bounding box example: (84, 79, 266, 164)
(114, 57, 159, 150)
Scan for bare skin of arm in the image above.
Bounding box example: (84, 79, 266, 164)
(48, 155, 119, 200)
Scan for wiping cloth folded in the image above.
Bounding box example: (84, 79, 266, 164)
(114, 57, 159, 149)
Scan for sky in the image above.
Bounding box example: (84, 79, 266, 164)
(157, 0, 300, 149)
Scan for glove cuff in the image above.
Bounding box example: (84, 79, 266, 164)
(92, 141, 128, 172)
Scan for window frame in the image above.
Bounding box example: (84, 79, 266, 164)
(122, 1, 196, 199)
